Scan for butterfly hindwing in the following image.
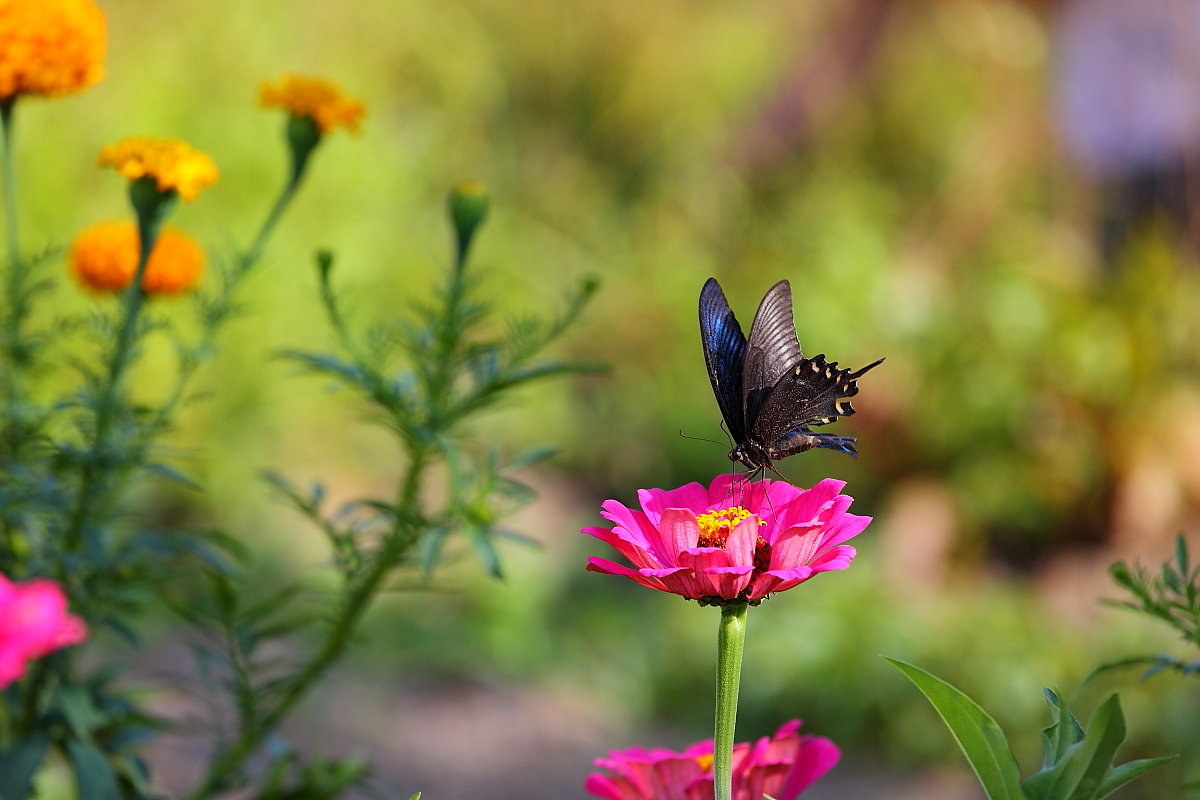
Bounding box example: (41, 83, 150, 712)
(770, 429, 860, 458)
(699, 278, 749, 445)
(753, 354, 883, 451)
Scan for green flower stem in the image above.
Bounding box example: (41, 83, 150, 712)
(1, 99, 19, 270)
(64, 196, 169, 552)
(232, 115, 316, 276)
(238, 172, 300, 274)
(714, 602, 748, 800)
(1, 99, 21, 550)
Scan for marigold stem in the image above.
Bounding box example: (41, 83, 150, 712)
(1, 99, 18, 270)
(714, 602, 748, 800)
(64, 201, 167, 553)
(0, 99, 23, 533)
(240, 174, 299, 273)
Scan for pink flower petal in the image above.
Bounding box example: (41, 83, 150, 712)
(638, 481, 710, 524)
(657, 509, 701, 558)
(769, 525, 824, 570)
(814, 512, 872, 554)
(723, 516, 759, 567)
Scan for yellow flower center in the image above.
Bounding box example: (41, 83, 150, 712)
(695, 506, 759, 548)
(695, 753, 714, 774)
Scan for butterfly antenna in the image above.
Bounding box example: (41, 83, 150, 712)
(678, 429, 728, 447)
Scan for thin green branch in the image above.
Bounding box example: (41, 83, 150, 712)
(63, 210, 166, 554)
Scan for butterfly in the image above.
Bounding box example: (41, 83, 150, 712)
(699, 277, 882, 472)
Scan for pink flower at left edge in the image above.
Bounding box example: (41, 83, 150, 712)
(585, 719, 841, 800)
(583, 474, 870, 604)
(0, 574, 88, 689)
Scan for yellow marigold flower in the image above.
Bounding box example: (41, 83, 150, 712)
(259, 74, 365, 134)
(0, 0, 106, 100)
(70, 221, 203, 294)
(97, 137, 218, 202)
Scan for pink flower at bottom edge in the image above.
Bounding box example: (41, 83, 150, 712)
(0, 574, 88, 689)
(583, 474, 870, 604)
(584, 719, 840, 800)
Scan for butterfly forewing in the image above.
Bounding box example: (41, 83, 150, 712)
(699, 278, 749, 444)
(741, 280, 804, 428)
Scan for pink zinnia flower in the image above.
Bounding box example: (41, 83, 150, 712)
(585, 719, 840, 800)
(584, 475, 869, 604)
(0, 574, 87, 688)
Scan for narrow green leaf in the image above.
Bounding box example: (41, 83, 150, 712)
(1094, 756, 1176, 799)
(1040, 689, 1084, 769)
(66, 738, 120, 800)
(1022, 695, 1125, 800)
(467, 525, 504, 579)
(59, 685, 107, 737)
(0, 733, 51, 800)
(509, 446, 558, 470)
(143, 461, 202, 490)
(886, 659, 1023, 800)
(417, 525, 450, 578)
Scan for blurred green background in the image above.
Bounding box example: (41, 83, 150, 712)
(14, 0, 1200, 797)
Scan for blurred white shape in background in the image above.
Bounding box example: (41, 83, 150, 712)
(1052, 0, 1200, 255)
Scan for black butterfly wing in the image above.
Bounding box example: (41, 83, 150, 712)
(770, 429, 861, 458)
(699, 278, 749, 445)
(754, 354, 884, 456)
(742, 280, 804, 432)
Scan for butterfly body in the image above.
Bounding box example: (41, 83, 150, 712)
(699, 277, 882, 471)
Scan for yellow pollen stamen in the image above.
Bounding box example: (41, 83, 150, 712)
(695, 506, 760, 547)
(695, 753, 714, 774)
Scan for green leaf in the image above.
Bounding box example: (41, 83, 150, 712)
(58, 685, 108, 737)
(1022, 695, 1125, 800)
(143, 461, 201, 490)
(467, 525, 503, 579)
(1094, 756, 1176, 799)
(886, 658, 1023, 800)
(66, 738, 120, 800)
(509, 446, 558, 470)
(0, 733, 50, 800)
(417, 525, 450, 578)
(1040, 689, 1084, 769)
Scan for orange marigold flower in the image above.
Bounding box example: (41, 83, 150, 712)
(259, 74, 365, 134)
(70, 221, 203, 294)
(97, 137, 218, 202)
(0, 0, 105, 100)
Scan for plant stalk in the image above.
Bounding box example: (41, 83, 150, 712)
(64, 209, 166, 552)
(714, 602, 748, 800)
(1, 99, 22, 473)
(1, 99, 19, 270)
